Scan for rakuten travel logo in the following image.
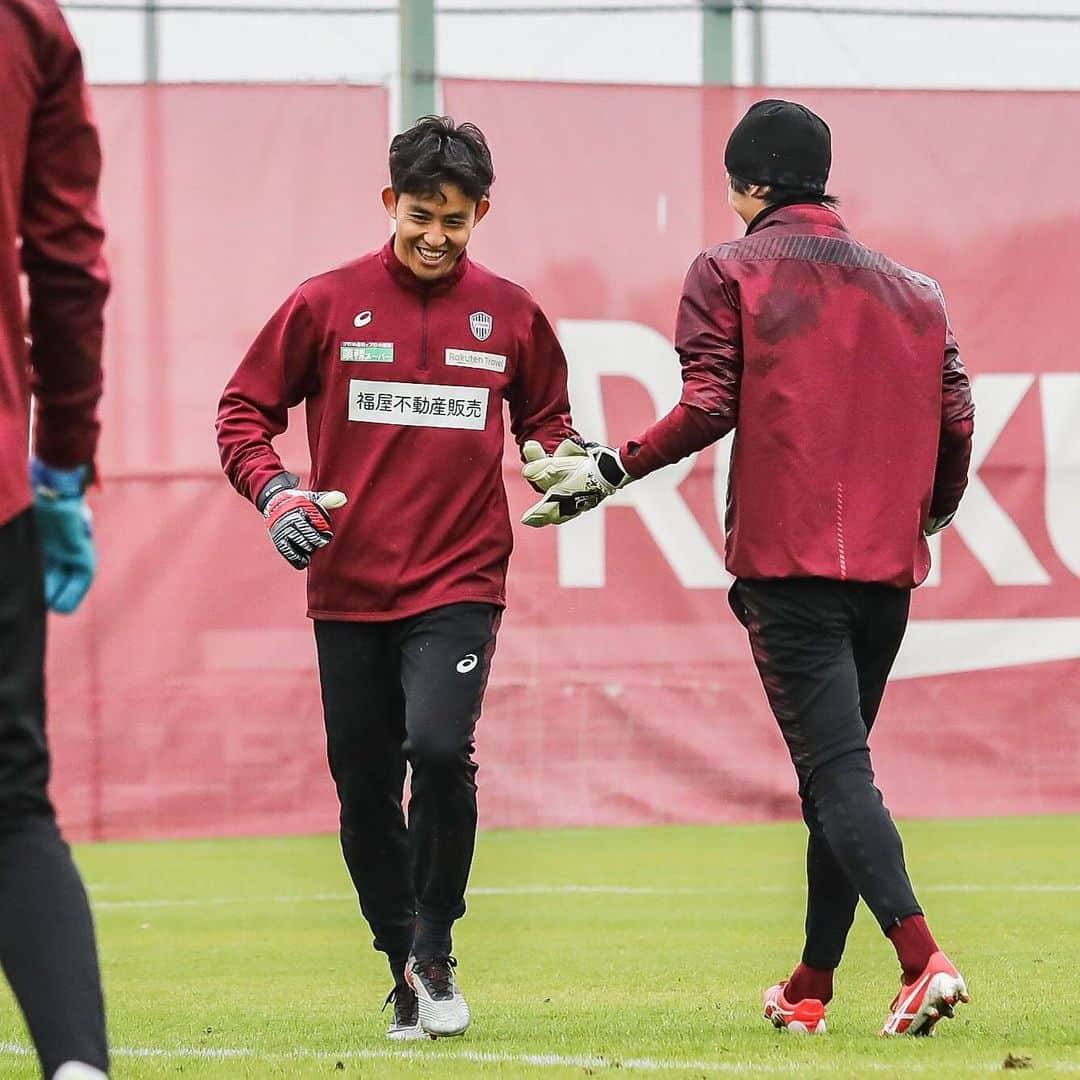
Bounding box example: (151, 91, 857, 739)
(555, 320, 1080, 679)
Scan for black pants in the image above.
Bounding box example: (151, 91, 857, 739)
(730, 577, 921, 970)
(314, 602, 500, 974)
(0, 510, 108, 1077)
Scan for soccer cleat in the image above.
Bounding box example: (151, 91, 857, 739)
(763, 982, 827, 1034)
(383, 983, 427, 1041)
(880, 950, 970, 1036)
(406, 954, 471, 1037)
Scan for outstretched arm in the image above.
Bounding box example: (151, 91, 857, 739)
(925, 319, 975, 534)
(519, 253, 741, 527)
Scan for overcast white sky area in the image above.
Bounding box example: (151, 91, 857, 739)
(64, 0, 1080, 90)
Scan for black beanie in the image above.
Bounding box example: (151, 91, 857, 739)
(724, 99, 831, 194)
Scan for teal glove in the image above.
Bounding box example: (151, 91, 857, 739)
(31, 458, 96, 614)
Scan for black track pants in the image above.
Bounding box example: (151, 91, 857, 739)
(0, 510, 108, 1077)
(314, 602, 500, 970)
(730, 577, 922, 969)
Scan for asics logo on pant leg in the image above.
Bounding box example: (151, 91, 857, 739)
(456, 654, 478, 674)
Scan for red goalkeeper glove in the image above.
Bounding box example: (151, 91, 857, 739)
(256, 472, 348, 570)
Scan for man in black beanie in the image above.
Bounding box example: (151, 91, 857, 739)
(724, 98, 832, 196)
(520, 99, 975, 1037)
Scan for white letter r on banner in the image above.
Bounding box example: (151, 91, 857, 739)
(555, 319, 730, 589)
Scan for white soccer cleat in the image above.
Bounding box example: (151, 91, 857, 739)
(881, 950, 970, 1036)
(53, 1065, 108, 1080)
(383, 983, 429, 1041)
(406, 954, 471, 1037)
(763, 981, 828, 1034)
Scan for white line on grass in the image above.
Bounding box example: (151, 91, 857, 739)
(474, 884, 1080, 895)
(92, 891, 354, 910)
(470, 885, 778, 895)
(89, 882, 1080, 910)
(924, 884, 1080, 893)
(2, 1043, 1076, 1074)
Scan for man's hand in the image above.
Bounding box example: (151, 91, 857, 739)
(258, 472, 348, 570)
(31, 457, 96, 614)
(520, 439, 629, 527)
(521, 439, 585, 493)
(924, 511, 956, 536)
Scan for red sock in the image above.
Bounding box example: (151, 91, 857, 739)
(785, 962, 834, 1005)
(886, 914, 938, 983)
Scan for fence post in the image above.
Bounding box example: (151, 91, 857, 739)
(702, 0, 735, 85)
(144, 0, 159, 82)
(750, 0, 766, 85)
(400, 0, 437, 130)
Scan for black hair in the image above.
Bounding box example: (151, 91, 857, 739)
(389, 116, 495, 204)
(730, 174, 839, 209)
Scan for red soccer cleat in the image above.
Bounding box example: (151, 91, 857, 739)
(881, 950, 970, 1036)
(763, 982, 827, 1034)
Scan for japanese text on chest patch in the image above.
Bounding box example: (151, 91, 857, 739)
(445, 348, 506, 373)
(348, 380, 488, 430)
(340, 342, 394, 363)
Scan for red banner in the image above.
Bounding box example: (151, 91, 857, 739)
(47, 83, 1080, 840)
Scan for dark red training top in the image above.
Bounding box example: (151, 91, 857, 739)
(218, 239, 579, 619)
(620, 204, 974, 589)
(0, 0, 108, 526)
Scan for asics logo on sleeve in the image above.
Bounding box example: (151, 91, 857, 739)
(353, 310, 373, 328)
(456, 654, 478, 674)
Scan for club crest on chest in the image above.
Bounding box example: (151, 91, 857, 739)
(470, 311, 493, 342)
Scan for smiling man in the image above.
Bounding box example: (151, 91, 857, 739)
(216, 116, 580, 1040)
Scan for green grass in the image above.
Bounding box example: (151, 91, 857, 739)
(1, 817, 1077, 1077)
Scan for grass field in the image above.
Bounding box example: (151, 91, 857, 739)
(0, 817, 1077, 1078)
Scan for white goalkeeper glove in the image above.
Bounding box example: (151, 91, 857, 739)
(520, 439, 630, 527)
(924, 511, 956, 536)
(257, 471, 348, 570)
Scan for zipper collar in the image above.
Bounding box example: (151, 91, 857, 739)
(380, 236, 470, 296)
(746, 202, 849, 236)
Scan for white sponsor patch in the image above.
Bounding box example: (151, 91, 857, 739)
(445, 348, 507, 373)
(348, 380, 488, 430)
(340, 341, 393, 363)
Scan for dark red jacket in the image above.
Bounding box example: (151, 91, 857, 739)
(0, 0, 108, 527)
(217, 239, 578, 620)
(620, 204, 974, 588)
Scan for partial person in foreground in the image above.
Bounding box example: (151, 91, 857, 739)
(521, 100, 975, 1037)
(0, 2, 111, 1076)
(217, 116, 580, 1040)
